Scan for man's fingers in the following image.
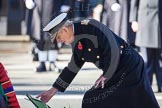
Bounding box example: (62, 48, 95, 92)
(95, 76, 107, 89)
(101, 80, 105, 89)
(41, 98, 47, 103)
(36, 93, 43, 99)
(95, 80, 100, 88)
(36, 94, 41, 98)
(95, 78, 103, 88)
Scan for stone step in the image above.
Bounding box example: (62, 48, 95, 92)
(0, 35, 30, 42)
(0, 35, 32, 53)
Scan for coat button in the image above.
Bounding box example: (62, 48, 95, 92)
(88, 48, 91, 52)
(96, 56, 100, 59)
(81, 58, 85, 61)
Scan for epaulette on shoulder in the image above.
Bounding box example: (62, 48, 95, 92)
(81, 19, 90, 25)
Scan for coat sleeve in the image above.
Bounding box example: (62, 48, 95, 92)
(129, 0, 139, 22)
(52, 53, 85, 92)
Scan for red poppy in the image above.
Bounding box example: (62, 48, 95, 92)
(78, 42, 83, 50)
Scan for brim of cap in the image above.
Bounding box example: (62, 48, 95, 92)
(43, 13, 67, 32)
(48, 20, 67, 37)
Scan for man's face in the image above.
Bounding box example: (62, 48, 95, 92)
(54, 27, 74, 45)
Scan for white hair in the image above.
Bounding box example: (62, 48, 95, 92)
(64, 20, 73, 27)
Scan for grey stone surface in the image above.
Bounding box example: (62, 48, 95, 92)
(0, 50, 162, 108)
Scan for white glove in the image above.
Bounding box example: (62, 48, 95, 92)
(111, 3, 121, 11)
(25, 0, 35, 9)
(93, 4, 103, 13)
(60, 5, 70, 12)
(93, 4, 103, 21)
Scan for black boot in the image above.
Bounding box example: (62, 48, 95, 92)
(36, 62, 46, 72)
(49, 62, 61, 72)
(49, 62, 56, 71)
(33, 53, 39, 61)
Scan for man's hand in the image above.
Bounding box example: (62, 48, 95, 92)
(94, 75, 107, 89)
(36, 87, 58, 103)
(131, 21, 138, 32)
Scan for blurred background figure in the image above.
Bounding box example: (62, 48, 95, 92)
(36, 0, 70, 72)
(0, 0, 2, 19)
(69, 0, 92, 21)
(25, 0, 43, 71)
(7, 0, 24, 35)
(101, 0, 136, 47)
(24, 0, 38, 61)
(129, 0, 162, 92)
(36, 0, 58, 72)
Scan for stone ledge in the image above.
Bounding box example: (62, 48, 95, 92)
(0, 35, 32, 53)
(0, 35, 30, 42)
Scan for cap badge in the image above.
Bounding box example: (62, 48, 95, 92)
(78, 42, 83, 50)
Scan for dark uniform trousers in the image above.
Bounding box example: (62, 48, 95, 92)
(143, 48, 162, 88)
(52, 19, 160, 108)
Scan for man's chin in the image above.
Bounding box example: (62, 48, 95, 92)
(64, 42, 70, 45)
(64, 40, 73, 45)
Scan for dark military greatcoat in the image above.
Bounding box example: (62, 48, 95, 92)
(53, 19, 159, 108)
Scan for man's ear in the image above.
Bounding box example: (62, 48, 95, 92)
(61, 26, 69, 33)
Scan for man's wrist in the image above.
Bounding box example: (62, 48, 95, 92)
(49, 87, 58, 97)
(51, 87, 58, 92)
